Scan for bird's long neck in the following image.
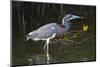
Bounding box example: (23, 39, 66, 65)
(62, 18, 70, 30)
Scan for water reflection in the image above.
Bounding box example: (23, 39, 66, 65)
(12, 33, 96, 65)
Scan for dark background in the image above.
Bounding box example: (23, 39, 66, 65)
(12, 1, 96, 66)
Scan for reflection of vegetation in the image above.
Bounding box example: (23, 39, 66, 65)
(51, 31, 95, 46)
(12, 29, 96, 65)
(63, 33, 68, 41)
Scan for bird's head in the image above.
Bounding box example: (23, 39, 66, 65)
(62, 14, 84, 24)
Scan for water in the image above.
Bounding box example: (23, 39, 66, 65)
(12, 30, 96, 66)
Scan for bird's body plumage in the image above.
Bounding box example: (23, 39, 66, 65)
(27, 23, 69, 41)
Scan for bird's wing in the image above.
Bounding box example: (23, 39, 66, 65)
(37, 23, 57, 31)
(27, 23, 59, 40)
(35, 26, 57, 39)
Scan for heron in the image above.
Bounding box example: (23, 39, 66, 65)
(26, 14, 83, 64)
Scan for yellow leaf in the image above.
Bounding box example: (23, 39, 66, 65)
(83, 24, 88, 32)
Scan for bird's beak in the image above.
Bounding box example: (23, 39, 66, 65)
(68, 15, 84, 21)
(72, 15, 84, 19)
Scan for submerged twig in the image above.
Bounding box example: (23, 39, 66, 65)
(50, 34, 95, 46)
(75, 35, 95, 44)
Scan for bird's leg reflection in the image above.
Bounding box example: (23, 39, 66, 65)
(44, 43, 47, 51)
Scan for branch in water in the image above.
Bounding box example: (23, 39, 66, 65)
(75, 35, 95, 44)
(50, 35, 95, 45)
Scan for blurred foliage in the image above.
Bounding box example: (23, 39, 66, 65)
(63, 33, 68, 41)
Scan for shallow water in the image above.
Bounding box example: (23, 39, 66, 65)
(12, 30, 96, 66)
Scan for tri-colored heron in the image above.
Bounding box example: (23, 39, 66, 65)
(26, 14, 83, 64)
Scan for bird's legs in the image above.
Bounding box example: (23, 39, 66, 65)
(44, 39, 50, 64)
(44, 33, 56, 64)
(44, 33, 56, 50)
(46, 39, 50, 64)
